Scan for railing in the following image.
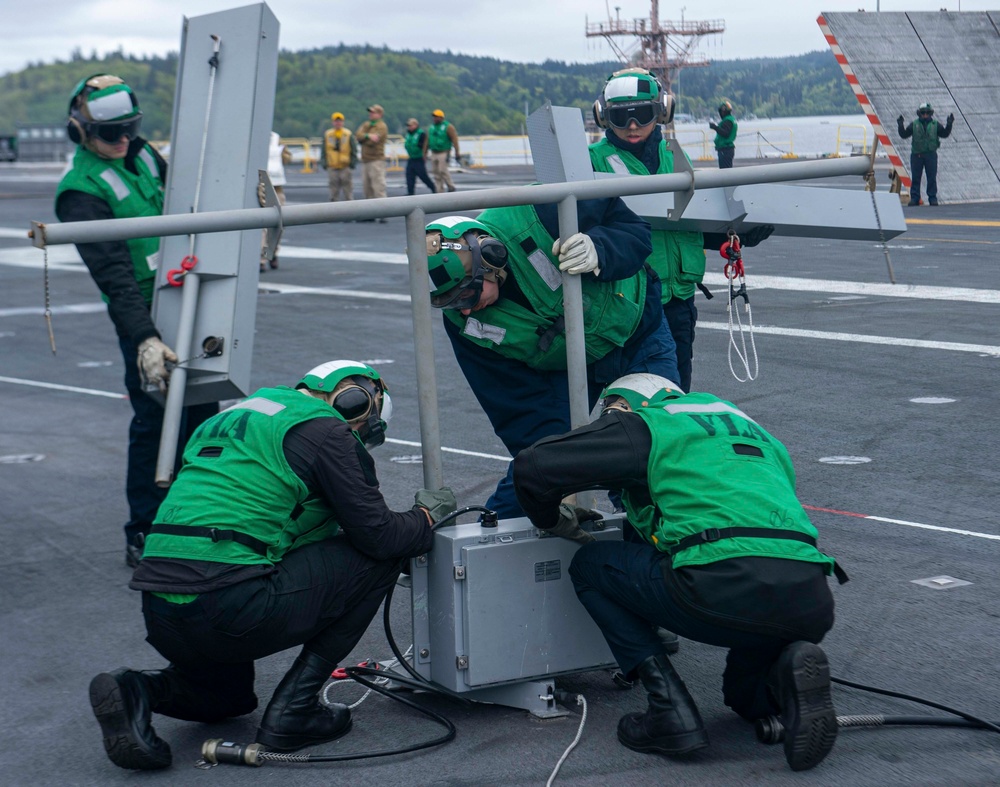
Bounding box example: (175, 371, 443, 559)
(834, 125, 870, 157)
(281, 137, 321, 173)
(30, 156, 872, 488)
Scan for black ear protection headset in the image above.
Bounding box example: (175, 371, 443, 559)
(592, 67, 675, 130)
(331, 376, 388, 448)
(67, 74, 142, 146)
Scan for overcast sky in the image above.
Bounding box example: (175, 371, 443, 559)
(2, 0, 993, 76)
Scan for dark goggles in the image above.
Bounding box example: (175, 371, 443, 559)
(430, 274, 484, 311)
(918, 110, 933, 116)
(88, 116, 142, 144)
(607, 102, 657, 130)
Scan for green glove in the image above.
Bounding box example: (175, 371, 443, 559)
(414, 487, 457, 524)
(545, 504, 601, 545)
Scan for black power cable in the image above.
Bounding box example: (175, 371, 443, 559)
(755, 674, 1000, 744)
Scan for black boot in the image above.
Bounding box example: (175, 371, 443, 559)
(89, 669, 172, 770)
(617, 654, 708, 755)
(255, 651, 352, 752)
(655, 626, 680, 655)
(768, 641, 837, 771)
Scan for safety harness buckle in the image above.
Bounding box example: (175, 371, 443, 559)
(699, 528, 722, 544)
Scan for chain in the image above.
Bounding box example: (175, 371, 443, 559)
(43, 244, 56, 354)
(868, 184, 895, 284)
(866, 138, 895, 284)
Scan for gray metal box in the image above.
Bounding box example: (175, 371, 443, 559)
(411, 515, 620, 693)
(151, 3, 279, 405)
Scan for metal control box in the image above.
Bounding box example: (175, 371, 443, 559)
(410, 515, 621, 707)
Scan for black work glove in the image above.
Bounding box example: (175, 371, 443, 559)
(709, 122, 719, 132)
(414, 487, 457, 524)
(545, 504, 602, 545)
(741, 224, 775, 247)
(947, 113, 955, 126)
(897, 115, 904, 125)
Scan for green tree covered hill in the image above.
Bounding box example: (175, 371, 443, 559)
(0, 46, 859, 140)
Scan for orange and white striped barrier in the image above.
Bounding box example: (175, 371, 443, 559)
(817, 14, 910, 191)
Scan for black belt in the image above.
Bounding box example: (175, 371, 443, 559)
(667, 527, 848, 584)
(150, 524, 271, 557)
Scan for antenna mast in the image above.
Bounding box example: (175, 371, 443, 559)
(585, 0, 725, 93)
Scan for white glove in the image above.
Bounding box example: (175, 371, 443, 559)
(552, 233, 600, 276)
(137, 337, 178, 393)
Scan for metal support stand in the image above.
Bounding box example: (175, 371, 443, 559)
(460, 681, 570, 719)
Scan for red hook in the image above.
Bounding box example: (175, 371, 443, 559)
(720, 238, 744, 280)
(166, 255, 199, 287)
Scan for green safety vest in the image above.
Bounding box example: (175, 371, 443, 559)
(404, 128, 425, 160)
(624, 393, 836, 574)
(444, 203, 646, 370)
(589, 138, 706, 301)
(912, 119, 941, 155)
(55, 144, 164, 305)
(428, 121, 453, 152)
(145, 387, 346, 566)
(714, 113, 738, 149)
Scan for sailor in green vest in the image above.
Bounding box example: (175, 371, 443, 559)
(590, 70, 772, 393)
(88, 361, 456, 770)
(897, 103, 954, 206)
(428, 108, 461, 192)
(404, 117, 436, 196)
(709, 99, 738, 169)
(55, 74, 218, 569)
(425, 201, 679, 520)
(513, 373, 845, 772)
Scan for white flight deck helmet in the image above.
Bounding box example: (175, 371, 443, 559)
(600, 373, 683, 414)
(296, 360, 392, 449)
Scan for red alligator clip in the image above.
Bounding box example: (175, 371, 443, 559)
(330, 659, 376, 680)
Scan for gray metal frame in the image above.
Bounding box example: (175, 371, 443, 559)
(31, 152, 880, 491)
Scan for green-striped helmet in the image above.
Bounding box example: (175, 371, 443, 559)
(426, 215, 508, 310)
(600, 373, 682, 414)
(67, 74, 143, 144)
(297, 360, 392, 448)
(596, 68, 673, 129)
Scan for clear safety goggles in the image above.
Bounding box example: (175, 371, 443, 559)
(607, 103, 657, 130)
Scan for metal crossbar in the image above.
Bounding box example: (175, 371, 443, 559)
(30, 156, 872, 491)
